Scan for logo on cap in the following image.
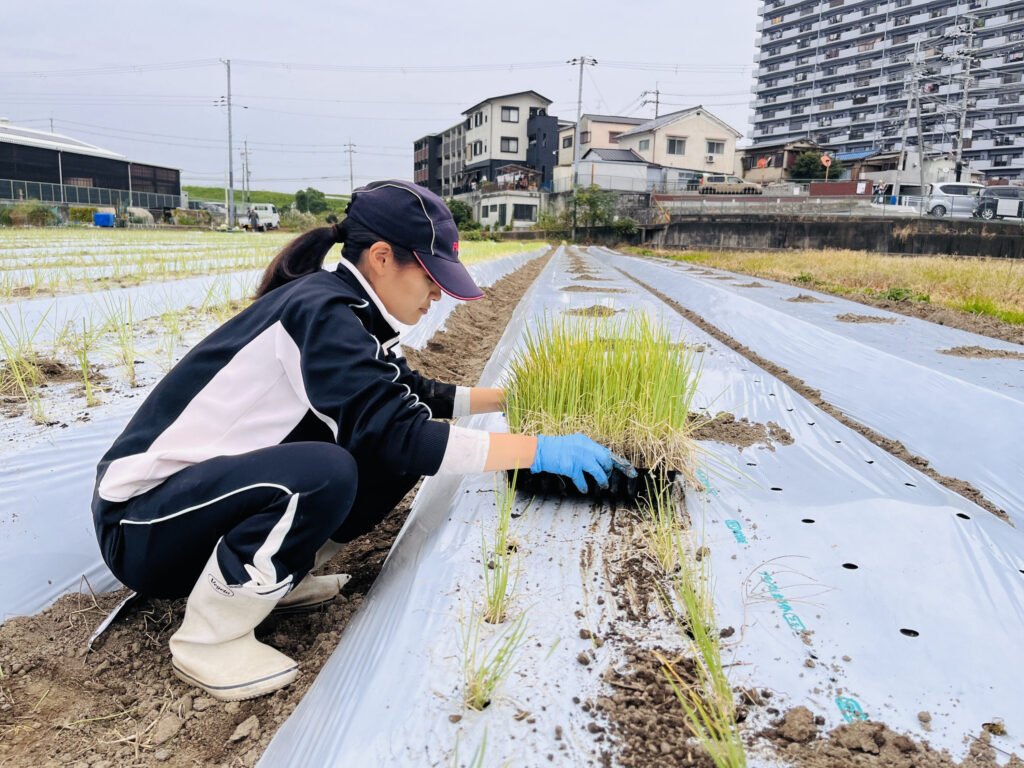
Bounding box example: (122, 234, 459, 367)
(452, 241, 459, 253)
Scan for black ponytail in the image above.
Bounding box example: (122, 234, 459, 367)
(254, 219, 349, 299)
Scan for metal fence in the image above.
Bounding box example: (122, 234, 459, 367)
(0, 178, 180, 210)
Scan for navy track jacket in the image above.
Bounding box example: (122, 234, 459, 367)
(93, 263, 455, 516)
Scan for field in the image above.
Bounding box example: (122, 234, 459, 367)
(1, 233, 1022, 767)
(632, 245, 1024, 329)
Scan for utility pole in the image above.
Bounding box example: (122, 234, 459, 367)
(944, 14, 978, 181)
(911, 42, 927, 213)
(240, 140, 251, 204)
(568, 55, 597, 240)
(220, 58, 235, 229)
(344, 141, 356, 195)
(49, 116, 54, 133)
(641, 85, 661, 118)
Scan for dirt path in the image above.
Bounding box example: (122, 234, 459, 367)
(0, 251, 551, 768)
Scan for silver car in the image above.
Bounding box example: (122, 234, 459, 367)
(926, 182, 984, 217)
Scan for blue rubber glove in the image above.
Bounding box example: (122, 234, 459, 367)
(531, 434, 637, 493)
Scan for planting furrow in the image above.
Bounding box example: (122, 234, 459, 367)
(261, 246, 1023, 766)
(593, 246, 1023, 526)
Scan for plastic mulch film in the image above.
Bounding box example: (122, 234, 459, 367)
(260, 247, 1024, 766)
(591, 246, 1023, 525)
(0, 251, 545, 624)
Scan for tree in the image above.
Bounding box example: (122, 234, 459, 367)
(445, 198, 474, 229)
(573, 185, 618, 228)
(294, 187, 328, 214)
(788, 151, 844, 181)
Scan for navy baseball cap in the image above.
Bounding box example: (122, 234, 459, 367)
(344, 180, 483, 301)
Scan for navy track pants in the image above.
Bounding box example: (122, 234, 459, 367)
(96, 442, 419, 599)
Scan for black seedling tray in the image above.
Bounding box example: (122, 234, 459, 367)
(508, 466, 678, 506)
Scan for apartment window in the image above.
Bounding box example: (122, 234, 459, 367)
(609, 131, 622, 143)
(893, 33, 908, 44)
(858, 40, 875, 51)
(827, 15, 842, 24)
(472, 140, 483, 155)
(796, 55, 810, 65)
(767, 62, 781, 72)
(992, 154, 1011, 167)
(1011, 8, 1024, 19)
(799, 22, 813, 32)
(562, 136, 573, 148)
(826, 48, 840, 59)
(798, 37, 812, 49)
(930, 7, 944, 17)
(820, 100, 835, 110)
(667, 137, 687, 155)
(792, 105, 805, 115)
(1009, 51, 1024, 63)
(895, 0, 910, 6)
(795, 71, 809, 81)
(639, 138, 650, 151)
(827, 31, 841, 41)
(771, 15, 783, 24)
(707, 141, 725, 155)
(829, 0, 842, 7)
(474, 112, 483, 127)
(999, 93, 1020, 105)
(862, 4, 876, 16)
(849, 129, 865, 140)
(894, 15, 910, 26)
(500, 137, 518, 153)
(512, 204, 537, 222)
(580, 131, 591, 144)
(856, 75, 870, 86)
(997, 113, 1015, 126)
(853, 95, 868, 105)
(501, 106, 519, 123)
(800, 4, 815, 15)
(860, 22, 875, 33)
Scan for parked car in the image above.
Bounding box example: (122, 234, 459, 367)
(973, 186, 1024, 220)
(924, 182, 984, 217)
(237, 203, 280, 231)
(699, 175, 763, 195)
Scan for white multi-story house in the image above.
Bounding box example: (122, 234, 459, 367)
(556, 114, 647, 167)
(750, 0, 1024, 180)
(461, 90, 554, 188)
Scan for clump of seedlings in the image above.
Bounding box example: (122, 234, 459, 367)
(482, 474, 520, 624)
(656, 506, 746, 768)
(505, 311, 704, 501)
(0, 308, 50, 423)
(460, 610, 528, 712)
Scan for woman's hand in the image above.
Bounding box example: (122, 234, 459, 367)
(531, 434, 636, 493)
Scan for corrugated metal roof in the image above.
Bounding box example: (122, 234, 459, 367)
(0, 122, 126, 161)
(835, 149, 879, 161)
(581, 113, 646, 125)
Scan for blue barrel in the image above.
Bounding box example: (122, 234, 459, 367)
(93, 212, 116, 227)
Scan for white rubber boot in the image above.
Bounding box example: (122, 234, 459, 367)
(169, 551, 298, 701)
(274, 540, 351, 613)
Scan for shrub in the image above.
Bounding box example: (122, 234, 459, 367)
(6, 203, 58, 227)
(0, 207, 11, 227)
(280, 209, 319, 232)
(613, 217, 638, 237)
(68, 206, 98, 224)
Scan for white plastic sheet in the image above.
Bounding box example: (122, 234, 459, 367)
(591, 246, 1024, 525)
(260, 246, 1024, 765)
(0, 251, 544, 623)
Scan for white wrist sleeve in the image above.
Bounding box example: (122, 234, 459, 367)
(453, 386, 472, 418)
(437, 425, 491, 475)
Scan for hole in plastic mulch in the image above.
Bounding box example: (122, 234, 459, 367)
(865, 459, 875, 464)
(842, 563, 859, 570)
(905, 482, 916, 487)
(956, 512, 971, 520)
(899, 628, 920, 638)
(508, 466, 678, 506)
(801, 518, 815, 524)
(770, 487, 783, 492)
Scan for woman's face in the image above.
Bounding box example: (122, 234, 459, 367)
(362, 243, 442, 325)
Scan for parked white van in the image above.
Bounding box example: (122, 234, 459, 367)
(238, 203, 280, 231)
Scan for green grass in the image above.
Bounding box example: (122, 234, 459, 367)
(460, 611, 528, 711)
(505, 310, 704, 476)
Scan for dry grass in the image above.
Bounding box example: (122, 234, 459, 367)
(635, 247, 1024, 325)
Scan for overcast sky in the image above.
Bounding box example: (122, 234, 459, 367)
(3, 0, 761, 195)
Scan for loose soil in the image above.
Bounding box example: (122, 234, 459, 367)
(690, 412, 793, 451)
(787, 294, 828, 304)
(939, 345, 1024, 361)
(766, 706, 1024, 768)
(619, 270, 1010, 523)
(0, 251, 552, 768)
(559, 285, 627, 294)
(735, 282, 767, 288)
(573, 274, 613, 282)
(836, 313, 900, 324)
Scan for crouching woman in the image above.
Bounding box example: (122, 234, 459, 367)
(91, 180, 630, 701)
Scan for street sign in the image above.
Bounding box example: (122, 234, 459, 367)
(757, 158, 768, 169)
(821, 155, 832, 168)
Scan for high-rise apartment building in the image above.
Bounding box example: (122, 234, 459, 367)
(749, 0, 1024, 179)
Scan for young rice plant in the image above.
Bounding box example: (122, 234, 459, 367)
(505, 311, 704, 478)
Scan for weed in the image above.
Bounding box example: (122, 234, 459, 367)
(483, 474, 520, 624)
